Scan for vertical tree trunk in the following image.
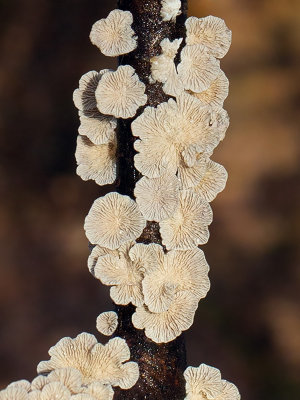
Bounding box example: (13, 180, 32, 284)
(114, 1, 188, 399)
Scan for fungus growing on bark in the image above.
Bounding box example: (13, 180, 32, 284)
(185, 16, 232, 59)
(150, 38, 184, 97)
(132, 291, 199, 343)
(142, 248, 210, 313)
(47, 369, 82, 394)
(184, 364, 240, 400)
(189, 70, 229, 107)
(133, 94, 223, 178)
(80, 382, 114, 400)
(160, 190, 213, 250)
(90, 10, 137, 57)
(95, 66, 147, 119)
(78, 115, 117, 146)
(160, 0, 182, 22)
(30, 376, 48, 391)
(31, 382, 71, 400)
(96, 312, 118, 336)
(134, 173, 180, 222)
(94, 242, 158, 306)
(7, 381, 30, 392)
(37, 333, 139, 390)
(177, 44, 221, 93)
(75, 135, 117, 186)
(84, 192, 146, 250)
(0, 387, 29, 400)
(192, 160, 228, 202)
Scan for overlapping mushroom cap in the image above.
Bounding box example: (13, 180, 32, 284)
(133, 94, 227, 180)
(184, 364, 240, 400)
(185, 16, 232, 59)
(90, 10, 137, 57)
(160, 190, 213, 250)
(75, 135, 117, 186)
(84, 192, 146, 250)
(96, 312, 118, 336)
(95, 65, 147, 119)
(37, 333, 139, 390)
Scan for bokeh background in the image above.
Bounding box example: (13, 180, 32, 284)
(0, 0, 299, 398)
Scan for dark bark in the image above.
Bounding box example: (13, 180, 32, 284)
(114, 1, 188, 399)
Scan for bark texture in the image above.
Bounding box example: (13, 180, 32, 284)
(114, 1, 188, 399)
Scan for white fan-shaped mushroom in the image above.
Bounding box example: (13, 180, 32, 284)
(96, 312, 118, 336)
(95, 66, 147, 119)
(134, 173, 180, 222)
(37, 333, 139, 390)
(186, 16, 232, 59)
(193, 160, 228, 202)
(90, 10, 137, 57)
(184, 364, 222, 400)
(160, 190, 213, 250)
(84, 192, 146, 250)
(160, 0, 182, 22)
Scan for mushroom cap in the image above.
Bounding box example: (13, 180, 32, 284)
(90, 9, 137, 57)
(193, 160, 228, 202)
(134, 173, 180, 222)
(177, 44, 221, 93)
(95, 65, 147, 119)
(160, 190, 213, 250)
(96, 312, 118, 336)
(75, 135, 117, 186)
(160, 0, 182, 22)
(78, 114, 117, 146)
(84, 192, 146, 250)
(184, 364, 223, 400)
(185, 16, 232, 59)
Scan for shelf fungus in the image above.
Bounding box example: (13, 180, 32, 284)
(160, 0, 182, 22)
(95, 65, 147, 119)
(96, 312, 118, 336)
(177, 44, 221, 93)
(90, 10, 137, 57)
(75, 135, 117, 186)
(80, 382, 114, 400)
(143, 247, 210, 313)
(160, 190, 213, 250)
(94, 243, 159, 307)
(133, 93, 223, 179)
(29, 382, 71, 400)
(192, 160, 228, 202)
(47, 368, 83, 394)
(184, 364, 240, 400)
(134, 173, 180, 222)
(0, 386, 29, 400)
(84, 192, 146, 250)
(31, 376, 48, 391)
(150, 38, 184, 97)
(132, 291, 199, 343)
(37, 333, 139, 390)
(185, 16, 232, 59)
(189, 70, 229, 108)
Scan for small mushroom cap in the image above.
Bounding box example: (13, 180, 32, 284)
(133, 94, 222, 179)
(193, 160, 228, 202)
(0, 387, 29, 400)
(96, 312, 118, 336)
(90, 10, 137, 57)
(132, 291, 199, 343)
(184, 364, 223, 400)
(186, 16, 232, 59)
(94, 242, 159, 307)
(142, 248, 210, 313)
(73, 70, 110, 118)
(78, 114, 117, 146)
(178, 156, 208, 190)
(84, 192, 146, 250)
(177, 44, 221, 93)
(189, 70, 229, 107)
(134, 173, 180, 222)
(160, 190, 213, 250)
(47, 368, 83, 394)
(37, 333, 139, 389)
(95, 65, 147, 119)
(75, 135, 117, 186)
(151, 38, 184, 97)
(160, 0, 182, 22)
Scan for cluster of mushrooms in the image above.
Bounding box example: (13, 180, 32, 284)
(0, 1, 241, 399)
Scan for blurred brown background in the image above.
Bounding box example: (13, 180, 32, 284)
(0, 0, 299, 398)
